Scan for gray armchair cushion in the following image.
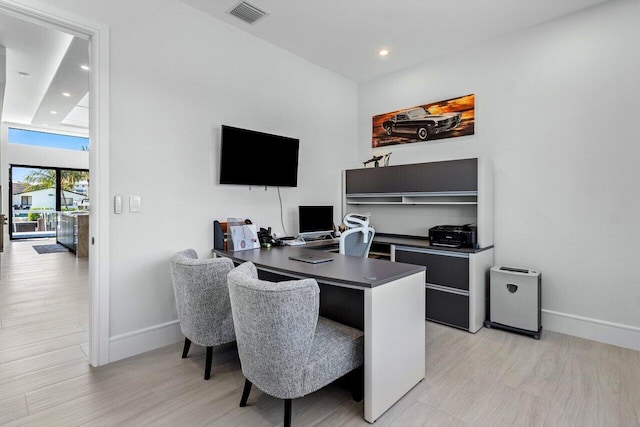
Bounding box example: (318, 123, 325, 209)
(228, 261, 364, 400)
(169, 249, 236, 347)
(303, 316, 364, 395)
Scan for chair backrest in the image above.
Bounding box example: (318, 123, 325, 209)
(169, 249, 236, 346)
(339, 227, 375, 257)
(227, 261, 320, 399)
(339, 213, 375, 258)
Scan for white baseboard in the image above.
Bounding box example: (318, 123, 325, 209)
(109, 320, 183, 363)
(542, 309, 640, 351)
(106, 311, 640, 363)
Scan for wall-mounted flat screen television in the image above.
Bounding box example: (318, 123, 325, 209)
(219, 125, 299, 187)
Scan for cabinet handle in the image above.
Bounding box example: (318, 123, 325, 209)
(396, 246, 469, 258)
(426, 283, 469, 296)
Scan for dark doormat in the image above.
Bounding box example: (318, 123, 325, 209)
(33, 244, 70, 254)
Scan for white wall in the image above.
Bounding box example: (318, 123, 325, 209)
(358, 0, 640, 349)
(30, 0, 358, 359)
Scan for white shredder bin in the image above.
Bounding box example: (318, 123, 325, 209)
(489, 266, 541, 333)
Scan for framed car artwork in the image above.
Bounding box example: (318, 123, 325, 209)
(372, 94, 475, 148)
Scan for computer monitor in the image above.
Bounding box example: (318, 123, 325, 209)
(298, 206, 334, 239)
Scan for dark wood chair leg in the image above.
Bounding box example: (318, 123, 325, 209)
(204, 346, 213, 380)
(181, 338, 191, 359)
(284, 399, 292, 427)
(239, 379, 252, 407)
(351, 366, 364, 402)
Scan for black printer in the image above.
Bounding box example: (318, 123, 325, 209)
(429, 224, 477, 249)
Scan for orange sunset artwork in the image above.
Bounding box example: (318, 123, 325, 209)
(372, 94, 475, 148)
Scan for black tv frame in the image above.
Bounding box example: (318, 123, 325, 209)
(219, 125, 299, 187)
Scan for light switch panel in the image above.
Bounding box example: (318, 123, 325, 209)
(129, 195, 142, 212)
(114, 195, 123, 214)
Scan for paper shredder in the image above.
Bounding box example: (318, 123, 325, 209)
(485, 266, 542, 339)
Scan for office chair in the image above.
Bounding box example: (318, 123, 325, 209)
(227, 261, 364, 427)
(169, 249, 236, 380)
(339, 213, 375, 258)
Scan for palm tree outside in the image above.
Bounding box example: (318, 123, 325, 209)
(23, 168, 89, 193)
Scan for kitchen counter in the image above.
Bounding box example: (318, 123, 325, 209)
(57, 212, 89, 257)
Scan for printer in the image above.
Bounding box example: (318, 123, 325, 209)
(429, 224, 477, 249)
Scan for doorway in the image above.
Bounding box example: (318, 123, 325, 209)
(0, 0, 110, 367)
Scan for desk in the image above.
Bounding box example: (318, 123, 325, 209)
(214, 245, 425, 423)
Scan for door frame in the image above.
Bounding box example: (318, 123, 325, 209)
(0, 0, 111, 366)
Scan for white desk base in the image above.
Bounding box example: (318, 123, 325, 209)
(364, 271, 426, 422)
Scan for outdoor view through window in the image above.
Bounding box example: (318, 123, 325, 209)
(9, 128, 89, 239)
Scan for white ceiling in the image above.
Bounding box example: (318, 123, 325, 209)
(0, 0, 614, 134)
(182, 0, 614, 83)
(0, 12, 89, 136)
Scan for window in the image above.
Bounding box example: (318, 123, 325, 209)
(10, 165, 89, 240)
(8, 128, 89, 151)
(407, 108, 428, 119)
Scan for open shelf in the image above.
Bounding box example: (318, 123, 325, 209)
(346, 192, 478, 206)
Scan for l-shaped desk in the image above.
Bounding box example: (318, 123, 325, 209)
(213, 245, 426, 423)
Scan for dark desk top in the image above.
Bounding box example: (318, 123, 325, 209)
(288, 234, 493, 254)
(213, 246, 425, 289)
(373, 233, 494, 254)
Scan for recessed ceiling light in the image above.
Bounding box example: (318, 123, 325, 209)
(80, 65, 90, 71)
(18, 71, 31, 78)
(378, 49, 390, 57)
(42, 124, 49, 127)
(62, 92, 71, 97)
(50, 111, 58, 115)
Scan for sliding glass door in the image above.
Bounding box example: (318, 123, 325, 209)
(9, 165, 89, 240)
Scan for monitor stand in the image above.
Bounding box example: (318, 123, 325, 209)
(297, 232, 333, 242)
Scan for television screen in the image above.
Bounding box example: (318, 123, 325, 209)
(299, 206, 334, 235)
(220, 125, 299, 187)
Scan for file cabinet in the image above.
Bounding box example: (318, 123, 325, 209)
(395, 246, 493, 333)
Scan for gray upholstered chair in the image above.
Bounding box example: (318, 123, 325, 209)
(169, 249, 235, 380)
(227, 261, 364, 427)
(339, 213, 375, 258)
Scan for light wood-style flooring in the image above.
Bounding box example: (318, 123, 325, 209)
(0, 237, 89, 424)
(1, 238, 639, 426)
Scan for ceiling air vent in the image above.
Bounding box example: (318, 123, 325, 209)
(228, 1, 268, 25)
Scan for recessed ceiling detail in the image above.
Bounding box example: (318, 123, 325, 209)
(31, 37, 89, 129)
(0, 12, 88, 134)
(228, 1, 268, 25)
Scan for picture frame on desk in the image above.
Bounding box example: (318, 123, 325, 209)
(227, 220, 259, 251)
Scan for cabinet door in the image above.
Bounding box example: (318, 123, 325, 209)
(395, 247, 470, 329)
(346, 158, 477, 195)
(426, 287, 469, 329)
(395, 248, 469, 291)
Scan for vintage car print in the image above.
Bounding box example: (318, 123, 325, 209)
(382, 107, 462, 141)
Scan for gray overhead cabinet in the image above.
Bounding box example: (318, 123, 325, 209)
(343, 158, 494, 332)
